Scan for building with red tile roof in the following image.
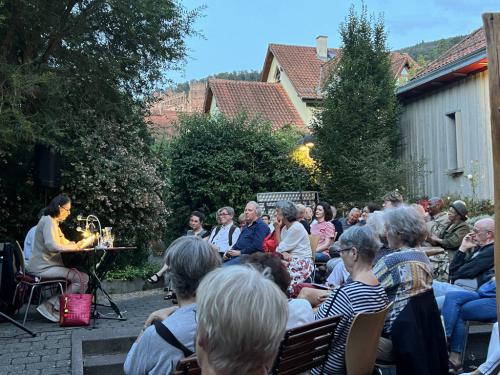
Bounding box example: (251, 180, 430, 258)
(206, 36, 417, 129)
(396, 27, 492, 200)
(204, 79, 305, 130)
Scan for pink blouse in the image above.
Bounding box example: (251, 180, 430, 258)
(311, 221, 336, 250)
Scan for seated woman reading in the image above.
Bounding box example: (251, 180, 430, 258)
(27, 194, 94, 322)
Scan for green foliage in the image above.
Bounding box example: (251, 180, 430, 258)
(312, 5, 406, 206)
(0, 1, 199, 266)
(399, 35, 466, 66)
(104, 262, 161, 281)
(165, 112, 315, 241)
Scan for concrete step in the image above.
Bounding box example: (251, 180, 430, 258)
(83, 353, 127, 375)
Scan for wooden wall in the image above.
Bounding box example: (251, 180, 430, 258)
(399, 70, 493, 200)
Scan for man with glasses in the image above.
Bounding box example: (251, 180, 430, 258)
(433, 218, 495, 308)
(208, 207, 240, 255)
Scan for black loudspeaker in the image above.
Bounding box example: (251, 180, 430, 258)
(34, 144, 61, 188)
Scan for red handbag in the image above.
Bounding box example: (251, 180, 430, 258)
(59, 269, 93, 327)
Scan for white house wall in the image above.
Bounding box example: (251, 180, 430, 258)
(399, 70, 493, 200)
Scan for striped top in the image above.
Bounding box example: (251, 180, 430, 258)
(312, 281, 388, 375)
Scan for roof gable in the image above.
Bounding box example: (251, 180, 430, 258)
(261, 43, 417, 100)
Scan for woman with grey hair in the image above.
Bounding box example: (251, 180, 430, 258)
(311, 226, 388, 374)
(124, 236, 222, 375)
(196, 265, 288, 375)
(367, 210, 394, 265)
(373, 205, 433, 362)
(275, 200, 313, 289)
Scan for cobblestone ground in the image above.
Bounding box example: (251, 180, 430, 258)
(0, 288, 169, 375)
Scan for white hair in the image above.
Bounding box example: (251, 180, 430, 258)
(247, 200, 262, 217)
(196, 266, 288, 374)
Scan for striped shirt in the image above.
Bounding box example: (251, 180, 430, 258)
(312, 281, 388, 375)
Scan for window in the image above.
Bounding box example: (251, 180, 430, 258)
(445, 111, 463, 175)
(274, 67, 281, 82)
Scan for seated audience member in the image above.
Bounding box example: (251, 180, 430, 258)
(359, 202, 381, 226)
(261, 213, 274, 232)
(23, 225, 37, 264)
(224, 201, 270, 265)
(411, 203, 428, 221)
(366, 211, 394, 265)
(339, 207, 361, 232)
(237, 212, 246, 229)
(274, 201, 313, 287)
(208, 207, 240, 254)
(195, 266, 288, 375)
(305, 206, 315, 225)
(426, 197, 450, 234)
(186, 211, 210, 238)
(433, 218, 495, 307)
(382, 190, 404, 209)
(374, 205, 433, 361)
(325, 258, 350, 287)
(427, 201, 470, 255)
(124, 236, 221, 375)
(147, 211, 211, 284)
(443, 278, 497, 373)
(296, 203, 311, 234)
(241, 252, 314, 329)
(310, 226, 388, 375)
(330, 205, 343, 239)
(325, 210, 395, 288)
(311, 201, 335, 262)
(462, 322, 500, 375)
(421, 197, 452, 280)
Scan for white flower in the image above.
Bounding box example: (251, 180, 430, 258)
(467, 174, 473, 180)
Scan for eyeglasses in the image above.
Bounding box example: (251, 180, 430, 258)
(337, 246, 353, 253)
(218, 213, 229, 217)
(59, 206, 71, 213)
(473, 228, 491, 235)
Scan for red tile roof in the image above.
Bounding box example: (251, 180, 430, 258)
(204, 79, 306, 130)
(146, 111, 179, 136)
(391, 52, 415, 77)
(415, 28, 486, 78)
(261, 44, 417, 100)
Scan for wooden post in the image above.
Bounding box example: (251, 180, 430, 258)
(483, 13, 500, 332)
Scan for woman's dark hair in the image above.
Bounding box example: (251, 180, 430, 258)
(190, 211, 206, 223)
(315, 201, 333, 221)
(241, 252, 291, 295)
(44, 194, 71, 218)
(366, 202, 381, 213)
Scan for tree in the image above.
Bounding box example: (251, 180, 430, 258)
(0, 1, 199, 265)
(165, 112, 315, 241)
(312, 5, 407, 206)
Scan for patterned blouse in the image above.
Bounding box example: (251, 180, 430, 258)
(373, 248, 433, 334)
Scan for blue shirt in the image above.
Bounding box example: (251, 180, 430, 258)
(232, 218, 270, 255)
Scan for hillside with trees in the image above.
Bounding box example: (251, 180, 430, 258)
(398, 34, 466, 66)
(172, 70, 260, 93)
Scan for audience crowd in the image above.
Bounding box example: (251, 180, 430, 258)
(122, 190, 497, 375)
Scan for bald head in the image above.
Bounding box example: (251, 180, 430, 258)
(428, 197, 444, 216)
(476, 218, 495, 233)
(473, 218, 495, 246)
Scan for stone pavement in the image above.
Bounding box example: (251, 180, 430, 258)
(0, 288, 169, 375)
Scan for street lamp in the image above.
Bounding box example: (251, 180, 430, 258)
(295, 135, 315, 204)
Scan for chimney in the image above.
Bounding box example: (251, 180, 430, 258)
(316, 35, 328, 61)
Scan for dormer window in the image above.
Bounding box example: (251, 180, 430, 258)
(274, 67, 281, 82)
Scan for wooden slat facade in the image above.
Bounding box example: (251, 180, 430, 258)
(399, 70, 494, 200)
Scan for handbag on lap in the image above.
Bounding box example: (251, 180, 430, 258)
(59, 268, 92, 327)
